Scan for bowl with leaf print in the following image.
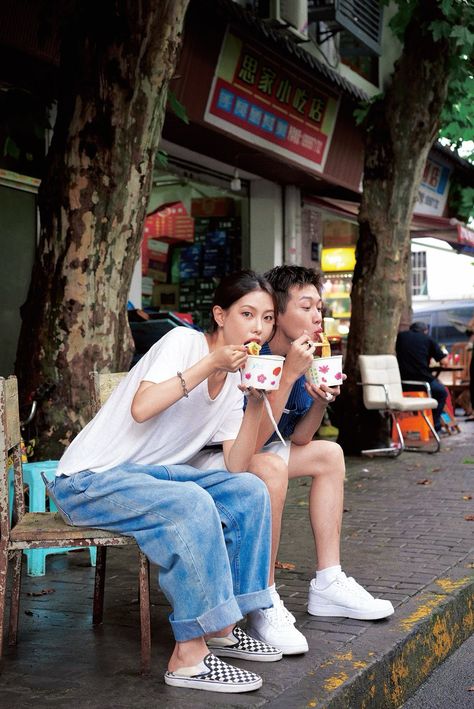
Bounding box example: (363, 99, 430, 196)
(241, 355, 285, 391)
(305, 355, 343, 388)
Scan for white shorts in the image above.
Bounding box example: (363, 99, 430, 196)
(188, 440, 292, 472)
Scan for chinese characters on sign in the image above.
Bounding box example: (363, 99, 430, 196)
(415, 158, 451, 216)
(204, 32, 339, 173)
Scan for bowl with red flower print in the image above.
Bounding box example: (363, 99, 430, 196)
(241, 355, 285, 391)
(305, 355, 343, 388)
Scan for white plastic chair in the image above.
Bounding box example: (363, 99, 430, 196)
(358, 354, 441, 456)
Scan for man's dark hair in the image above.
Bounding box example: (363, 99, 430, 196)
(409, 321, 428, 334)
(264, 265, 323, 314)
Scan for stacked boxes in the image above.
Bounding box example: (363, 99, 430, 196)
(145, 239, 170, 283)
(179, 278, 218, 331)
(176, 215, 241, 328)
(145, 202, 194, 242)
(141, 197, 241, 328)
(179, 244, 202, 280)
(141, 201, 194, 304)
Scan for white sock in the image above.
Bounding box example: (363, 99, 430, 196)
(268, 583, 280, 602)
(314, 565, 342, 589)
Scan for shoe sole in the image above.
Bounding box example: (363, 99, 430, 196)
(307, 603, 394, 621)
(245, 628, 308, 655)
(207, 646, 283, 662)
(164, 673, 262, 692)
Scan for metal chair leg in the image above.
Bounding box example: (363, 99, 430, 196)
(422, 412, 441, 453)
(362, 411, 404, 457)
(404, 412, 441, 454)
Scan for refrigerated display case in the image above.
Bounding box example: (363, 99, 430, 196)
(322, 272, 352, 337)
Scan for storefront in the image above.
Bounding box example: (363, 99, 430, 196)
(300, 145, 474, 340)
(144, 0, 366, 328)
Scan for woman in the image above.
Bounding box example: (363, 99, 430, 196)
(49, 271, 284, 693)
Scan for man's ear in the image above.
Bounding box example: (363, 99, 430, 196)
(212, 305, 225, 328)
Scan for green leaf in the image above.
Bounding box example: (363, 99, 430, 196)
(450, 25, 474, 48)
(167, 89, 189, 125)
(389, 0, 418, 39)
(156, 149, 168, 168)
(440, 0, 453, 18)
(429, 19, 451, 42)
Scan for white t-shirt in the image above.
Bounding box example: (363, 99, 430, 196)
(57, 328, 244, 476)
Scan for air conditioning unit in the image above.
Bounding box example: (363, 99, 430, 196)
(266, 0, 309, 42)
(308, 0, 383, 55)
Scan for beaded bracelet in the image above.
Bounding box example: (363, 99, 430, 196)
(177, 371, 189, 398)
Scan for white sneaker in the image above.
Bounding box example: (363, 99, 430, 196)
(246, 598, 309, 655)
(307, 572, 394, 620)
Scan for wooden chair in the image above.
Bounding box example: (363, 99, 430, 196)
(443, 342, 472, 414)
(0, 375, 151, 673)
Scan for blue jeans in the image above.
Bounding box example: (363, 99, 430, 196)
(48, 464, 272, 642)
(429, 378, 448, 431)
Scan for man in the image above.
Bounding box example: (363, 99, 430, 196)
(192, 266, 394, 655)
(396, 321, 449, 432)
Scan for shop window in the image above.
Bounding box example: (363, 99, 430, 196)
(0, 87, 47, 178)
(340, 36, 379, 85)
(140, 171, 248, 333)
(411, 251, 427, 296)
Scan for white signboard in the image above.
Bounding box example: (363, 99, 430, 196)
(415, 157, 451, 216)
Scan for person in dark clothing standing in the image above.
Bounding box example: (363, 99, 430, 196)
(396, 322, 449, 432)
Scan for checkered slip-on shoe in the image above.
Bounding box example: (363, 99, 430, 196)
(206, 625, 283, 662)
(164, 653, 262, 693)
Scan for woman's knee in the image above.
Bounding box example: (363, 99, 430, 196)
(219, 472, 271, 526)
(175, 481, 218, 518)
(226, 471, 269, 502)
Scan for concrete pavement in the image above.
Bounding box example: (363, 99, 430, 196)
(1, 425, 473, 708)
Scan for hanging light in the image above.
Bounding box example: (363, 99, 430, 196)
(230, 168, 241, 192)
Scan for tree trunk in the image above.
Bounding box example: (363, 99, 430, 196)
(337, 0, 452, 453)
(15, 0, 189, 458)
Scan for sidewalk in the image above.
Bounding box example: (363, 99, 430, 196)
(1, 427, 473, 708)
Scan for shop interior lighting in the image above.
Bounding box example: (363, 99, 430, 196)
(230, 168, 242, 192)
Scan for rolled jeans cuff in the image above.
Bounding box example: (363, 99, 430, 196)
(170, 597, 243, 642)
(169, 588, 273, 642)
(236, 588, 273, 617)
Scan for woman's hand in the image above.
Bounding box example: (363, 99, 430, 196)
(238, 385, 265, 404)
(211, 345, 248, 373)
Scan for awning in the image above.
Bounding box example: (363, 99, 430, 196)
(411, 214, 474, 254)
(305, 196, 474, 255)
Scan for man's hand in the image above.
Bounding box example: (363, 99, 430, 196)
(304, 373, 347, 406)
(283, 332, 319, 383)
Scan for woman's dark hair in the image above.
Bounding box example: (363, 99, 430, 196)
(264, 265, 323, 314)
(209, 270, 277, 332)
